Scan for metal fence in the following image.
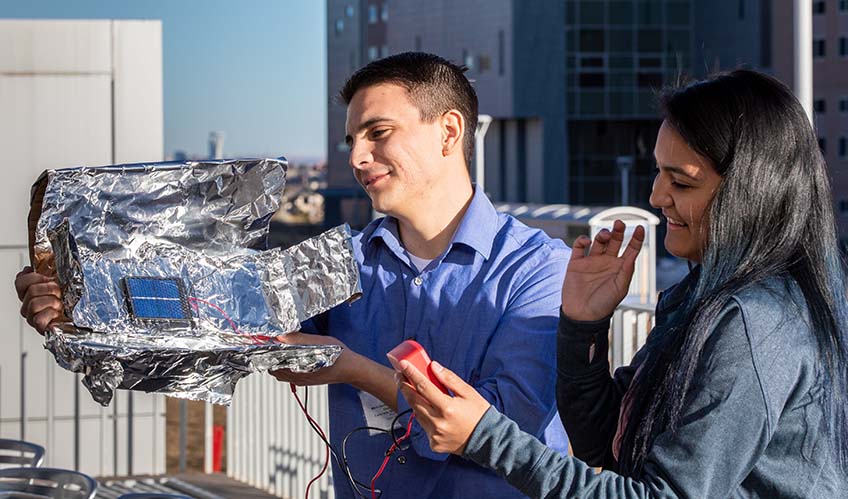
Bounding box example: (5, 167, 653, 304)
(225, 300, 657, 498)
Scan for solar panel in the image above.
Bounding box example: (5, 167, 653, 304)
(123, 276, 191, 322)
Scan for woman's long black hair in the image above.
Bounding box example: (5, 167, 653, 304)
(617, 69, 848, 476)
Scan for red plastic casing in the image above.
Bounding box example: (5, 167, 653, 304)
(387, 340, 448, 394)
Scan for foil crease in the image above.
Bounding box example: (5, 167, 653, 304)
(31, 159, 360, 406)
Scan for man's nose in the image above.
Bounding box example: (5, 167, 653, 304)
(348, 139, 373, 170)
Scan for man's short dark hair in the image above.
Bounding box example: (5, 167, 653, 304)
(340, 52, 479, 168)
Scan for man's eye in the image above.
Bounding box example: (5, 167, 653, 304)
(371, 129, 388, 139)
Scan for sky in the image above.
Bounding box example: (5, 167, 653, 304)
(0, 0, 327, 162)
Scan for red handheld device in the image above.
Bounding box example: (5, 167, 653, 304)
(387, 340, 448, 394)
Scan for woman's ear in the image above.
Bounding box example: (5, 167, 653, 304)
(440, 109, 465, 157)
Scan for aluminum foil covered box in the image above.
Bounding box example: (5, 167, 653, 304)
(28, 158, 361, 405)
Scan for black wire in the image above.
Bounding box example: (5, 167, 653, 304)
(296, 386, 374, 499)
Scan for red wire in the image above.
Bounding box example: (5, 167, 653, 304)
(189, 296, 246, 335)
(290, 384, 330, 499)
(370, 413, 415, 499)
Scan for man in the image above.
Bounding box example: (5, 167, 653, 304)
(269, 53, 571, 498)
(17, 53, 571, 498)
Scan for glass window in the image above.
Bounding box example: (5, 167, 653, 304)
(566, 1, 576, 24)
(609, 2, 633, 25)
(346, 5, 355, 17)
(637, 72, 663, 88)
(579, 29, 606, 52)
(666, 2, 690, 25)
(739, 0, 746, 19)
(819, 137, 827, 153)
(609, 72, 634, 87)
(567, 55, 576, 69)
(609, 29, 632, 52)
(566, 29, 576, 51)
(813, 1, 826, 14)
(579, 72, 606, 87)
(567, 91, 577, 114)
(580, 56, 606, 68)
(667, 30, 690, 53)
(579, 2, 605, 24)
(368, 46, 379, 61)
(464, 50, 475, 70)
(380, 45, 389, 58)
(580, 91, 606, 114)
(610, 55, 633, 68)
(335, 18, 344, 34)
(841, 0, 848, 12)
(368, 4, 378, 24)
(814, 38, 826, 58)
(636, 90, 656, 114)
(840, 37, 848, 57)
(637, 30, 662, 52)
(381, 2, 389, 22)
(814, 98, 826, 113)
(638, 56, 662, 68)
(638, 2, 662, 25)
(839, 137, 847, 159)
(840, 97, 848, 113)
(610, 91, 635, 114)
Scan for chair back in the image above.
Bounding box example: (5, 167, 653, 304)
(0, 467, 96, 499)
(0, 441, 45, 468)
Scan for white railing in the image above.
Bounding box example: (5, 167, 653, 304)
(226, 300, 657, 498)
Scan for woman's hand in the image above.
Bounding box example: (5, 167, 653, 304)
(396, 359, 490, 455)
(562, 220, 645, 321)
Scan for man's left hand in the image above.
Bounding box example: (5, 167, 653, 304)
(269, 332, 360, 386)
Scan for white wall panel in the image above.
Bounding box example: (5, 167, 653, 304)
(0, 20, 111, 74)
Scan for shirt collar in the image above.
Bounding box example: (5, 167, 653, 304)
(366, 184, 499, 260)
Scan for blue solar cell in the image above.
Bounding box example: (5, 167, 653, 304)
(123, 277, 190, 321)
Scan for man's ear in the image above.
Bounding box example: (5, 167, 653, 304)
(440, 109, 465, 157)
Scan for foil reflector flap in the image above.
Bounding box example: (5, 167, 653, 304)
(29, 159, 361, 405)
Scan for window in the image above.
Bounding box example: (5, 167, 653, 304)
(813, 1, 826, 14)
(368, 4, 378, 24)
(637, 30, 662, 52)
(380, 45, 389, 58)
(637, 72, 663, 88)
(579, 73, 606, 87)
(814, 38, 826, 58)
(841, 0, 848, 12)
(739, 0, 745, 19)
(840, 137, 847, 159)
(814, 98, 826, 113)
(840, 96, 848, 113)
(345, 5, 355, 17)
(579, 29, 605, 52)
(368, 46, 378, 61)
(381, 2, 389, 22)
(841, 37, 848, 57)
(498, 30, 505, 75)
(335, 18, 344, 34)
(819, 137, 827, 153)
(841, 200, 848, 213)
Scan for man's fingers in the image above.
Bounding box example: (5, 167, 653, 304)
(14, 269, 52, 302)
(604, 220, 626, 256)
(22, 294, 63, 322)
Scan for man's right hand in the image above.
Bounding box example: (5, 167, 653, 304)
(15, 266, 64, 334)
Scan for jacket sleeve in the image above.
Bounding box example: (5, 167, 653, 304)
(465, 302, 777, 498)
(556, 313, 646, 468)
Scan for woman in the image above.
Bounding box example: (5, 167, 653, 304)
(396, 69, 848, 498)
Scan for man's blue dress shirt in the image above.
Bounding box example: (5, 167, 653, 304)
(304, 185, 571, 498)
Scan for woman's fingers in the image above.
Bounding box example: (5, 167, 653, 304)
(604, 220, 626, 256)
(429, 362, 474, 398)
(570, 235, 591, 260)
(588, 229, 611, 256)
(622, 225, 646, 270)
(399, 360, 449, 408)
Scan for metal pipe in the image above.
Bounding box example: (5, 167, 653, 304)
(74, 376, 80, 471)
(179, 399, 187, 473)
(794, 0, 813, 123)
(20, 352, 26, 441)
(204, 402, 213, 473)
(127, 391, 133, 475)
(475, 115, 493, 192)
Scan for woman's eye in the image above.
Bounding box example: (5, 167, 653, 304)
(671, 181, 692, 189)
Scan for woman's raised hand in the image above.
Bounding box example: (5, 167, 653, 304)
(561, 220, 645, 321)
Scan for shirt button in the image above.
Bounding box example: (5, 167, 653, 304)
(413, 276, 423, 286)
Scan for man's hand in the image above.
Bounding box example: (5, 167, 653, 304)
(269, 332, 400, 410)
(15, 266, 64, 334)
(561, 220, 644, 321)
(396, 359, 490, 455)
(269, 332, 358, 386)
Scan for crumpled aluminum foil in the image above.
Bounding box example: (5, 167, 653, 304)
(28, 159, 361, 406)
